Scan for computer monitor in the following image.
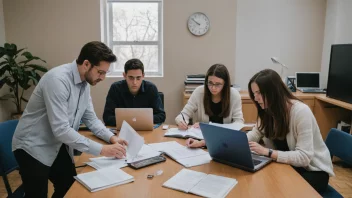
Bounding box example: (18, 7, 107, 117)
(295, 72, 320, 89)
(327, 44, 352, 104)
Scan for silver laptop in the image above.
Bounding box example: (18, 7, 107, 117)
(296, 72, 326, 93)
(199, 123, 272, 172)
(115, 108, 153, 131)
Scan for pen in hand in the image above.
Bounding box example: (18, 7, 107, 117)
(180, 113, 189, 131)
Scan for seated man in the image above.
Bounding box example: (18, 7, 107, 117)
(103, 58, 166, 126)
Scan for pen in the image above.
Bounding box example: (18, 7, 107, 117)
(180, 113, 188, 131)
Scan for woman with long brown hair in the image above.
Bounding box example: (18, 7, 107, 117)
(175, 64, 244, 148)
(247, 69, 334, 193)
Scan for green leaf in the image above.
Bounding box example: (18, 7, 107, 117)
(0, 93, 15, 100)
(21, 97, 28, 103)
(5, 43, 17, 57)
(0, 77, 8, 89)
(25, 64, 48, 72)
(0, 47, 5, 58)
(15, 48, 26, 55)
(21, 51, 33, 59)
(28, 76, 38, 85)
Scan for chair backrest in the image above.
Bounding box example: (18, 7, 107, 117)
(325, 128, 352, 165)
(0, 119, 19, 175)
(158, 92, 164, 109)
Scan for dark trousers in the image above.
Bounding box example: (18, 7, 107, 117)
(293, 166, 329, 193)
(14, 144, 77, 198)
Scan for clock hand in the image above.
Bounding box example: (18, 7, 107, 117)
(192, 18, 200, 25)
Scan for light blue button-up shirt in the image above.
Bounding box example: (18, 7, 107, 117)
(12, 60, 114, 166)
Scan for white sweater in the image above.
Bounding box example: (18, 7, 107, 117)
(247, 101, 335, 176)
(175, 86, 244, 124)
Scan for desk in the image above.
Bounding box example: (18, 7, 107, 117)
(184, 91, 352, 139)
(66, 127, 320, 198)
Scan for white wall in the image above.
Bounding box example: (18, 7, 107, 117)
(235, 0, 327, 89)
(0, 0, 12, 122)
(321, 0, 352, 88)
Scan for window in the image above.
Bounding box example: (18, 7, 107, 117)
(101, 0, 163, 77)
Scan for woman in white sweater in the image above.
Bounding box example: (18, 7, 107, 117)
(175, 64, 244, 147)
(247, 69, 334, 194)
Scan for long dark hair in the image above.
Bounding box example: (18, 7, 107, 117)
(248, 69, 300, 139)
(204, 64, 231, 117)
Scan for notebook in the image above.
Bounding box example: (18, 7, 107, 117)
(163, 169, 237, 198)
(74, 167, 134, 192)
(149, 141, 211, 167)
(164, 127, 204, 140)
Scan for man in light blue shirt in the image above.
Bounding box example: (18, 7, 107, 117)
(12, 41, 126, 198)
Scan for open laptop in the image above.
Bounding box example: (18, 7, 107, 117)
(199, 123, 272, 172)
(115, 108, 153, 131)
(296, 72, 326, 93)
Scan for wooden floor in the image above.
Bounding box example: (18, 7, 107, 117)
(1, 158, 352, 198)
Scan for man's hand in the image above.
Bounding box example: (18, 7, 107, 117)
(100, 143, 126, 158)
(186, 138, 205, 148)
(110, 135, 128, 146)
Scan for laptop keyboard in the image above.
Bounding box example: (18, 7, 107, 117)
(253, 159, 262, 166)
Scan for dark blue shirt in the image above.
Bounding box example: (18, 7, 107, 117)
(103, 80, 166, 126)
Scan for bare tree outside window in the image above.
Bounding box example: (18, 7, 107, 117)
(103, 1, 163, 76)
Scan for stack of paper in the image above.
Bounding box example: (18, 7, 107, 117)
(163, 169, 237, 198)
(74, 167, 134, 192)
(86, 157, 127, 170)
(164, 127, 204, 140)
(149, 141, 211, 167)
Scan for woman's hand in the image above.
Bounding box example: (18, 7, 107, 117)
(249, 141, 269, 156)
(186, 138, 205, 148)
(177, 120, 189, 130)
(192, 122, 200, 128)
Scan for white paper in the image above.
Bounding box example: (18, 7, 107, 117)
(118, 121, 144, 158)
(189, 174, 238, 198)
(148, 141, 180, 152)
(150, 141, 211, 167)
(75, 167, 134, 192)
(163, 169, 207, 193)
(177, 153, 212, 168)
(126, 144, 161, 163)
(87, 156, 127, 169)
(209, 122, 254, 131)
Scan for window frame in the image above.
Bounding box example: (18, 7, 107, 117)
(101, 0, 163, 77)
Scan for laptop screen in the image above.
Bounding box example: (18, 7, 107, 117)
(296, 73, 320, 89)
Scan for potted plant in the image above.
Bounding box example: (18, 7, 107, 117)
(0, 43, 48, 117)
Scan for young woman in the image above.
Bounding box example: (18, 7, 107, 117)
(247, 69, 334, 193)
(175, 64, 244, 148)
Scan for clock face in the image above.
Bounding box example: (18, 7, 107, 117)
(187, 12, 210, 36)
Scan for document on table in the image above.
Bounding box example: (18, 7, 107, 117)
(163, 169, 238, 198)
(149, 141, 211, 167)
(209, 122, 255, 131)
(86, 156, 127, 170)
(74, 167, 134, 192)
(118, 121, 144, 159)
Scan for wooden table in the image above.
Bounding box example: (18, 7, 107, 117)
(66, 127, 321, 198)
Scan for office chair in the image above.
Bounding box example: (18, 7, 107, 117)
(0, 119, 24, 198)
(320, 128, 351, 198)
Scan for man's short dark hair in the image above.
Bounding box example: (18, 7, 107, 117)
(124, 58, 144, 74)
(76, 41, 117, 66)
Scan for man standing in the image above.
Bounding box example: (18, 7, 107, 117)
(103, 58, 165, 126)
(12, 41, 127, 198)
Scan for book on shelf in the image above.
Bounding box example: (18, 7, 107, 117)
(163, 169, 238, 198)
(74, 167, 134, 192)
(184, 80, 204, 84)
(186, 74, 205, 78)
(148, 141, 211, 167)
(186, 77, 205, 81)
(164, 127, 204, 140)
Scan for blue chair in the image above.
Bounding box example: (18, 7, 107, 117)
(0, 119, 24, 198)
(321, 128, 351, 198)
